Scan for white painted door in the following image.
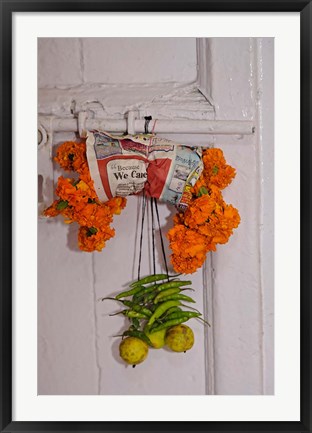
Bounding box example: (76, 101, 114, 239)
(38, 37, 274, 395)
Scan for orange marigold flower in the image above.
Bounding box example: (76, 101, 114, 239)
(167, 147, 240, 273)
(106, 197, 127, 215)
(55, 141, 88, 173)
(55, 176, 77, 197)
(190, 174, 209, 197)
(79, 176, 99, 201)
(43, 200, 61, 218)
(222, 204, 241, 229)
(202, 148, 236, 189)
(167, 225, 207, 256)
(78, 226, 113, 252)
(76, 180, 90, 192)
(93, 206, 115, 229)
(173, 212, 185, 226)
(197, 204, 240, 245)
(170, 252, 207, 274)
(55, 177, 90, 210)
(167, 225, 208, 273)
(43, 139, 127, 252)
(78, 203, 114, 228)
(60, 206, 76, 224)
(208, 184, 225, 206)
(184, 195, 216, 228)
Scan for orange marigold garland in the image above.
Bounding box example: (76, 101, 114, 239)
(43, 141, 127, 252)
(44, 142, 239, 268)
(167, 148, 240, 274)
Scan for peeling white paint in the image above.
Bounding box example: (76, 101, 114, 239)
(38, 82, 214, 120)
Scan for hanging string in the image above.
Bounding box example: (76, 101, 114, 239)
(149, 118, 157, 146)
(138, 116, 155, 280)
(153, 197, 169, 280)
(151, 119, 157, 134)
(137, 192, 147, 281)
(150, 197, 156, 276)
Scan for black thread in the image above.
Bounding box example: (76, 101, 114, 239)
(137, 192, 147, 281)
(150, 198, 156, 276)
(144, 116, 152, 134)
(154, 198, 169, 280)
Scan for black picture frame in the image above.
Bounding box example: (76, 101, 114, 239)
(1, 1, 311, 432)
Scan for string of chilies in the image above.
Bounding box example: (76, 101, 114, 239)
(137, 195, 169, 282)
(150, 198, 156, 276)
(102, 272, 210, 366)
(153, 198, 170, 281)
(137, 192, 147, 282)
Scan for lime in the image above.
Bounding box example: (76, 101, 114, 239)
(145, 328, 167, 349)
(165, 325, 194, 352)
(119, 336, 148, 365)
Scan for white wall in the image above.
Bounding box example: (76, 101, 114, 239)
(38, 37, 274, 395)
(207, 38, 274, 395)
(38, 37, 197, 87)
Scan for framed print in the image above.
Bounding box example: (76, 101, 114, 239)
(1, 1, 311, 432)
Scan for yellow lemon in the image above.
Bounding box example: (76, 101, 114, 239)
(119, 337, 148, 365)
(165, 325, 194, 352)
(145, 329, 167, 349)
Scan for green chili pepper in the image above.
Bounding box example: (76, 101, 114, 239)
(147, 300, 181, 326)
(149, 317, 193, 333)
(118, 300, 152, 317)
(180, 303, 201, 312)
(197, 317, 211, 327)
(164, 311, 201, 321)
(132, 305, 152, 317)
(143, 291, 158, 303)
(132, 284, 158, 301)
(117, 300, 133, 308)
(115, 285, 145, 300)
(132, 280, 190, 299)
(110, 310, 149, 319)
(155, 281, 192, 292)
(130, 273, 182, 288)
(159, 294, 196, 303)
(133, 291, 157, 305)
(131, 280, 189, 301)
(132, 284, 165, 301)
(149, 304, 159, 313)
(131, 317, 140, 329)
(153, 287, 182, 304)
(100, 296, 151, 318)
(124, 310, 150, 319)
(122, 330, 152, 346)
(176, 307, 211, 327)
(130, 274, 169, 287)
(163, 306, 182, 317)
(131, 294, 145, 304)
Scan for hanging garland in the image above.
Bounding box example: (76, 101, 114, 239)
(167, 148, 240, 274)
(43, 133, 241, 366)
(43, 140, 127, 252)
(43, 136, 240, 274)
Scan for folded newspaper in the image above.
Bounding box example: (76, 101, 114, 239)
(86, 130, 203, 210)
